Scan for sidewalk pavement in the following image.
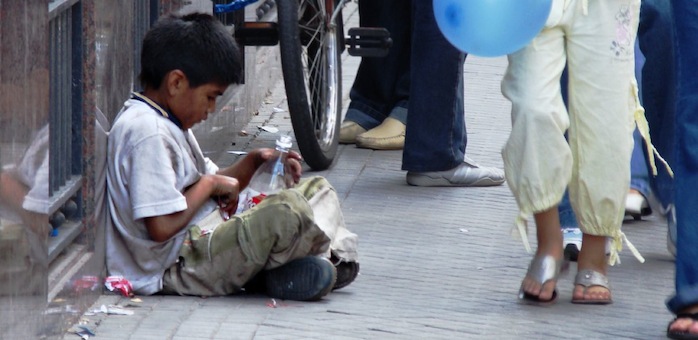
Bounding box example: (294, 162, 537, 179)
(65, 3, 676, 339)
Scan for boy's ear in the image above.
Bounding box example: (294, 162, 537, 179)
(165, 69, 189, 96)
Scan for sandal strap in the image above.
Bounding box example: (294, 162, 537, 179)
(527, 255, 563, 285)
(676, 312, 698, 320)
(574, 269, 610, 289)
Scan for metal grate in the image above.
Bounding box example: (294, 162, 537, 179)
(49, 2, 82, 197)
(48, 0, 84, 261)
(132, 0, 159, 92)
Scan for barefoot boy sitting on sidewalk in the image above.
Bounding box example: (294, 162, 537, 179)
(106, 12, 358, 301)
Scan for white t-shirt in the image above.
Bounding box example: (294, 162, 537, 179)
(106, 96, 219, 295)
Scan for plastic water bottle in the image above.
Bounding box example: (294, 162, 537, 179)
(237, 135, 294, 213)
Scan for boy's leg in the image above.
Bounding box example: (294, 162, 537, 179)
(162, 189, 330, 296)
(292, 176, 358, 262)
(292, 176, 360, 289)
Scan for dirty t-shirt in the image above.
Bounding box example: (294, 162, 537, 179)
(106, 97, 219, 295)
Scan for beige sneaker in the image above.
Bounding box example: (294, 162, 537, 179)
(339, 121, 367, 144)
(355, 117, 405, 150)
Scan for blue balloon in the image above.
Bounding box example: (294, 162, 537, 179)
(434, 0, 553, 57)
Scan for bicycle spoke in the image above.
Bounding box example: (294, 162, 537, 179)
(297, 0, 335, 135)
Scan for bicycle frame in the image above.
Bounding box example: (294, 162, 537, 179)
(215, 0, 349, 29)
(215, 0, 388, 170)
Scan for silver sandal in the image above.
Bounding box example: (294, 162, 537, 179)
(571, 269, 613, 305)
(518, 254, 568, 305)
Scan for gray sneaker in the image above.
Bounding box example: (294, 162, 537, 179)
(406, 157, 505, 187)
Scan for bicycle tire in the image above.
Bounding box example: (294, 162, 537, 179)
(277, 0, 343, 171)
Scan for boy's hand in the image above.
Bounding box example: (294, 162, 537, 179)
(256, 148, 303, 185)
(208, 174, 240, 217)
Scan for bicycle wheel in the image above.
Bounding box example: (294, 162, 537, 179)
(277, 0, 343, 171)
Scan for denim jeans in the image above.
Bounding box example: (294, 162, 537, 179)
(638, 0, 675, 210)
(344, 0, 411, 129)
(402, 0, 466, 172)
(666, 0, 698, 315)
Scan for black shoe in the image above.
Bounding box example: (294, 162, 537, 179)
(331, 255, 359, 290)
(242, 271, 267, 294)
(265, 256, 336, 301)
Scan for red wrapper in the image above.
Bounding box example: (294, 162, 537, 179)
(73, 275, 100, 293)
(104, 276, 134, 297)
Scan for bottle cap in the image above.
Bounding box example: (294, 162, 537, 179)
(276, 135, 293, 149)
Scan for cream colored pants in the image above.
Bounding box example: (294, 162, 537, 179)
(501, 0, 642, 264)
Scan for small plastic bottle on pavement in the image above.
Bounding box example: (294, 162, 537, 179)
(237, 135, 294, 213)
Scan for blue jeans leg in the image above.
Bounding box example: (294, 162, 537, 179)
(630, 35, 651, 199)
(558, 190, 578, 228)
(630, 128, 651, 198)
(638, 0, 675, 210)
(666, 0, 698, 315)
(402, 0, 466, 172)
(345, 0, 411, 130)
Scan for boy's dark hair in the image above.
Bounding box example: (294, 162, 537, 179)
(139, 13, 242, 89)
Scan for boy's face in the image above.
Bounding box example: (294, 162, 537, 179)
(167, 71, 228, 129)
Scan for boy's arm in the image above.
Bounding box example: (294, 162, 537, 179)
(216, 149, 266, 190)
(143, 174, 239, 242)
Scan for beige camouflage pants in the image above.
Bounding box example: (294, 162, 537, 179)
(161, 176, 358, 296)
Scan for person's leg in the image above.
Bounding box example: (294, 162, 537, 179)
(520, 208, 564, 302)
(627, 128, 652, 216)
(557, 66, 583, 261)
(559, 190, 583, 261)
(161, 189, 331, 298)
(666, 0, 698, 337)
(626, 38, 652, 218)
(341, 0, 411, 143)
(401, 0, 504, 186)
(566, 0, 640, 302)
(501, 10, 570, 302)
(638, 0, 675, 211)
(351, 0, 411, 150)
(402, 0, 465, 172)
(637, 0, 677, 257)
(561, 42, 650, 223)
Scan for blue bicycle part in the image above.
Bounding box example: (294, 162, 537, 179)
(214, 0, 259, 13)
